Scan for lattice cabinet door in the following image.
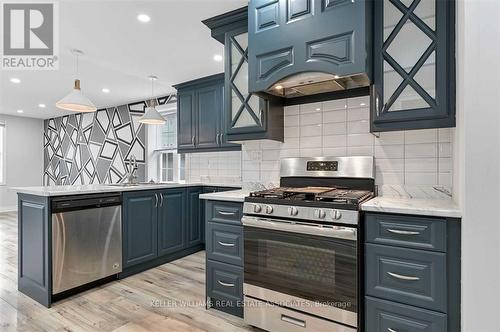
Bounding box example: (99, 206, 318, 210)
(371, 0, 455, 132)
(225, 27, 267, 135)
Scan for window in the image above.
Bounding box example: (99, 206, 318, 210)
(151, 97, 185, 183)
(158, 152, 185, 182)
(0, 123, 5, 185)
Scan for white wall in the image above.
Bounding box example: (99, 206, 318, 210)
(457, 1, 500, 331)
(0, 115, 44, 211)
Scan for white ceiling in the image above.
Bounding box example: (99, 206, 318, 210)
(0, 0, 247, 119)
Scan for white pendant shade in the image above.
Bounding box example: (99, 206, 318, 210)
(56, 79, 97, 112)
(139, 106, 166, 125)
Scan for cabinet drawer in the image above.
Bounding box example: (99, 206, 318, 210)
(365, 213, 446, 252)
(366, 296, 447, 332)
(206, 222, 243, 266)
(365, 244, 446, 312)
(206, 260, 243, 316)
(207, 201, 243, 225)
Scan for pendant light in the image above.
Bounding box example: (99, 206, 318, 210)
(56, 49, 97, 112)
(139, 75, 166, 125)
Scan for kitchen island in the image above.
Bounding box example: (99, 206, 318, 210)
(14, 183, 240, 307)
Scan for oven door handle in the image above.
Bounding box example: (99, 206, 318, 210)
(242, 216, 357, 241)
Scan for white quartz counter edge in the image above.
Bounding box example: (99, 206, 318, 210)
(361, 196, 462, 218)
(199, 189, 250, 203)
(12, 183, 241, 197)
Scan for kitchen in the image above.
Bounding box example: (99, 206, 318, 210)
(0, 0, 498, 331)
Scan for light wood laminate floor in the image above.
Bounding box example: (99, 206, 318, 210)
(0, 212, 258, 332)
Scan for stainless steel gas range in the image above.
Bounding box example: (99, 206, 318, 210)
(242, 156, 375, 332)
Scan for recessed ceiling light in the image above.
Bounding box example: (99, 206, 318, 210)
(10, 77, 21, 84)
(38, 103, 46, 108)
(102, 88, 110, 93)
(17, 109, 24, 113)
(137, 14, 151, 23)
(333, 75, 340, 79)
(213, 54, 223, 62)
(360, 103, 366, 106)
(315, 108, 321, 111)
(275, 85, 283, 90)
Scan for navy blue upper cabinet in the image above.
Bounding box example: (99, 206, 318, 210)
(202, 7, 284, 142)
(174, 74, 241, 152)
(248, 0, 372, 95)
(370, 0, 456, 131)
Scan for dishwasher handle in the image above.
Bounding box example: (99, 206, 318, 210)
(52, 194, 122, 212)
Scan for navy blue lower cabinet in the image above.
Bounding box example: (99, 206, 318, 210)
(157, 188, 187, 256)
(364, 212, 461, 332)
(366, 296, 447, 332)
(205, 200, 244, 317)
(186, 187, 204, 247)
(123, 191, 159, 268)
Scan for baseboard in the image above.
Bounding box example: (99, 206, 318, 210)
(0, 206, 17, 213)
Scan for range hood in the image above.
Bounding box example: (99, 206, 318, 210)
(248, 0, 372, 99)
(266, 72, 371, 98)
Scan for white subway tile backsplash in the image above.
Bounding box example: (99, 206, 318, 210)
(300, 111, 322, 126)
(284, 115, 300, 127)
(323, 109, 347, 123)
(347, 120, 370, 134)
(347, 133, 374, 147)
(347, 107, 369, 121)
(405, 158, 438, 172)
(404, 129, 438, 144)
(405, 143, 438, 158)
(323, 99, 347, 111)
(186, 96, 454, 190)
(323, 122, 347, 135)
(300, 102, 323, 113)
(374, 145, 405, 159)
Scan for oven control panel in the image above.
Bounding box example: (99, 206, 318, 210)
(306, 161, 338, 171)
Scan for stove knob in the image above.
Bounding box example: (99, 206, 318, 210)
(253, 204, 262, 213)
(314, 209, 326, 219)
(288, 206, 298, 216)
(265, 205, 274, 214)
(332, 209, 342, 220)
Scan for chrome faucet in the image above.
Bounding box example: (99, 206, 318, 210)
(126, 155, 138, 184)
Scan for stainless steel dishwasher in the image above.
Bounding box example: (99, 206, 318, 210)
(51, 193, 122, 295)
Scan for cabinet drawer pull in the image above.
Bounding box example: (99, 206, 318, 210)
(218, 211, 236, 216)
(387, 229, 420, 235)
(388, 328, 397, 332)
(217, 241, 235, 247)
(217, 280, 235, 287)
(281, 314, 306, 328)
(387, 272, 420, 281)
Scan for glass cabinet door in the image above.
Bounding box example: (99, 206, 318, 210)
(225, 28, 266, 134)
(372, 0, 454, 130)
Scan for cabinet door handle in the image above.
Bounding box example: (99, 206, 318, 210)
(281, 314, 306, 328)
(387, 229, 420, 235)
(217, 280, 235, 287)
(376, 95, 380, 117)
(159, 194, 164, 207)
(216, 133, 220, 145)
(217, 241, 235, 247)
(387, 272, 420, 281)
(220, 133, 224, 144)
(191, 136, 195, 146)
(218, 211, 236, 216)
(388, 328, 398, 332)
(154, 194, 158, 207)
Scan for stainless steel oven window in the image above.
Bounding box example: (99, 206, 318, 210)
(244, 226, 357, 313)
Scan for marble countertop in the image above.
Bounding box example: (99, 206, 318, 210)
(361, 185, 461, 218)
(199, 189, 251, 203)
(12, 182, 241, 197)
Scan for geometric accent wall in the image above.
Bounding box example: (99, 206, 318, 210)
(43, 95, 176, 185)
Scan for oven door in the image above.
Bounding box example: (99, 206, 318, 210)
(242, 215, 358, 328)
